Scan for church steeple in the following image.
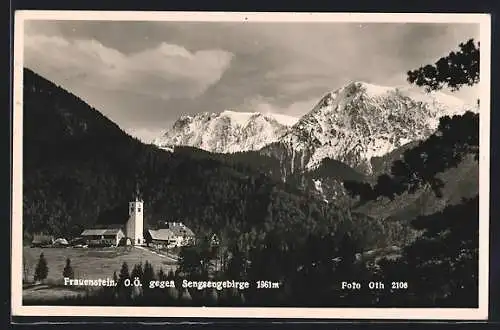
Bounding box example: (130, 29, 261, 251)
(126, 182, 144, 245)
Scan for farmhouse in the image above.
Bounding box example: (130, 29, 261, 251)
(147, 222, 195, 248)
(167, 222, 196, 247)
(81, 228, 125, 247)
(31, 234, 54, 247)
(80, 196, 145, 247)
(146, 228, 176, 248)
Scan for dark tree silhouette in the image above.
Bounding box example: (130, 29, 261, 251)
(142, 261, 156, 293)
(407, 38, 479, 92)
(34, 253, 48, 282)
(118, 262, 130, 284)
(380, 197, 479, 307)
(178, 246, 203, 277)
(130, 263, 144, 282)
(374, 39, 481, 307)
(62, 257, 74, 279)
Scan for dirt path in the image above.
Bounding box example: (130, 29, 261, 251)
(134, 246, 178, 263)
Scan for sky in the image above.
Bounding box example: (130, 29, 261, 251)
(23, 19, 480, 142)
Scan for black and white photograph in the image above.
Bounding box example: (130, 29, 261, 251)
(11, 11, 490, 319)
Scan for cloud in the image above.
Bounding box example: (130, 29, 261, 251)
(238, 95, 320, 118)
(22, 21, 481, 143)
(24, 34, 234, 100)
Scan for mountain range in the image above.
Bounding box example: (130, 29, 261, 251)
(154, 81, 474, 176)
(153, 110, 298, 153)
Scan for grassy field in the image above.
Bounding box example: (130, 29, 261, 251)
(23, 246, 178, 283)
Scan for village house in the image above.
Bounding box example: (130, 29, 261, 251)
(146, 222, 195, 248)
(167, 222, 196, 247)
(146, 228, 176, 248)
(31, 234, 54, 247)
(80, 228, 125, 247)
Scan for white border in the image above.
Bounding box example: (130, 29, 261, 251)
(11, 11, 491, 320)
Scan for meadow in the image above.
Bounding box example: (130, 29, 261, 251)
(23, 246, 178, 283)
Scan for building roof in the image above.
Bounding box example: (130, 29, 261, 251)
(81, 228, 124, 236)
(148, 229, 175, 241)
(166, 222, 195, 237)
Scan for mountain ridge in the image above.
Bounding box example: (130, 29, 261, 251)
(263, 81, 473, 175)
(154, 81, 473, 176)
(153, 110, 299, 153)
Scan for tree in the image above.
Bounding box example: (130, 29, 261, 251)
(178, 246, 203, 277)
(142, 261, 156, 292)
(380, 197, 479, 306)
(62, 257, 74, 279)
(376, 39, 481, 307)
(157, 267, 166, 281)
(130, 263, 144, 282)
(34, 252, 48, 282)
(226, 244, 247, 279)
(118, 262, 130, 285)
(117, 261, 132, 301)
(407, 38, 479, 92)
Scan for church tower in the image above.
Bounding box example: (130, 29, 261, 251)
(126, 196, 144, 245)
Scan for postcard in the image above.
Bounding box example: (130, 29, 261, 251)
(11, 10, 491, 320)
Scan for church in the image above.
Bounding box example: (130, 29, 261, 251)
(80, 196, 144, 247)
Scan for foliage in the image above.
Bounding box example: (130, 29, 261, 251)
(376, 39, 479, 307)
(62, 257, 74, 279)
(118, 262, 130, 284)
(407, 38, 479, 92)
(34, 252, 48, 282)
(379, 196, 478, 306)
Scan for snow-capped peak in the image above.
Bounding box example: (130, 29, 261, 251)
(342, 81, 394, 98)
(268, 81, 473, 174)
(153, 80, 474, 175)
(220, 110, 256, 126)
(264, 112, 300, 127)
(219, 110, 299, 127)
(153, 110, 299, 153)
